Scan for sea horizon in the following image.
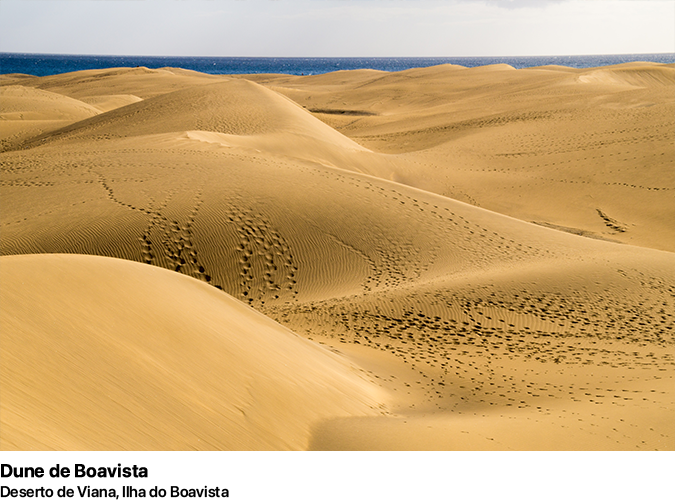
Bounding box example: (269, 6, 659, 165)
(2, 51, 674, 77)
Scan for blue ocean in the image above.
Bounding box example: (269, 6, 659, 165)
(1, 52, 674, 77)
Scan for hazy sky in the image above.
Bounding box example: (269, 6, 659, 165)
(0, 0, 673, 57)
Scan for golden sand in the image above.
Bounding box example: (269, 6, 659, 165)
(1, 63, 673, 450)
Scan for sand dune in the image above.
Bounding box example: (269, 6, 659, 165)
(0, 253, 383, 450)
(1, 62, 673, 450)
(6, 66, 222, 99)
(0, 85, 100, 120)
(0, 85, 101, 151)
(79, 94, 143, 113)
(576, 63, 675, 87)
(263, 62, 675, 251)
(16, 79, 369, 154)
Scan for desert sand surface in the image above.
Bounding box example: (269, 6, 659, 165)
(1, 63, 673, 450)
(0, 253, 383, 450)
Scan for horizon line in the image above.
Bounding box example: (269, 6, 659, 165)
(2, 51, 675, 59)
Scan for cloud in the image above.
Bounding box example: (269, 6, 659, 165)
(480, 0, 662, 8)
(484, 0, 566, 7)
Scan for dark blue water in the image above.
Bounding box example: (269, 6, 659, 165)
(1, 52, 674, 77)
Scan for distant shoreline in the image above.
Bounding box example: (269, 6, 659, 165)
(2, 52, 674, 77)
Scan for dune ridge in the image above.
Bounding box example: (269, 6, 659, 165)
(1, 62, 673, 450)
(0, 85, 101, 151)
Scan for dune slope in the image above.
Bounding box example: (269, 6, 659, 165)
(0, 253, 383, 450)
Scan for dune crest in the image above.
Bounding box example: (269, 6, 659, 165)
(576, 64, 675, 87)
(16, 79, 368, 152)
(0, 85, 101, 151)
(79, 94, 144, 113)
